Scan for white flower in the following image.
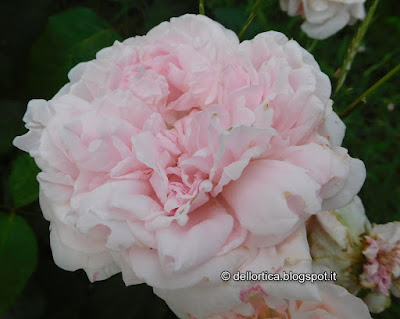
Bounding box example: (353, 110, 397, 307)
(280, 0, 366, 39)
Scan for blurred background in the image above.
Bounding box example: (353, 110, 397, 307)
(0, 0, 399, 318)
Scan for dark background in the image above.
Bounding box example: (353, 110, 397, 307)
(1, 0, 399, 318)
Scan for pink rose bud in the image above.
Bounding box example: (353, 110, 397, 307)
(363, 291, 391, 314)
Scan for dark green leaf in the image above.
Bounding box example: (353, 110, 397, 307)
(69, 28, 122, 67)
(0, 213, 38, 318)
(28, 7, 122, 99)
(9, 153, 40, 208)
(2, 277, 46, 319)
(386, 16, 400, 32)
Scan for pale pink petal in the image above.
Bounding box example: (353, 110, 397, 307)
(222, 160, 321, 244)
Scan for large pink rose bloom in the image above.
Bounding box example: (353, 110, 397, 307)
(14, 14, 365, 290)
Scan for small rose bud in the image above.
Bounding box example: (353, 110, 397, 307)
(363, 291, 391, 314)
(308, 196, 371, 294)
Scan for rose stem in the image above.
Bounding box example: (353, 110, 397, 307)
(334, 0, 380, 95)
(339, 62, 400, 118)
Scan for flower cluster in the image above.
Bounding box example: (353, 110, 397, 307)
(308, 198, 400, 314)
(360, 223, 400, 312)
(360, 224, 400, 295)
(14, 14, 373, 319)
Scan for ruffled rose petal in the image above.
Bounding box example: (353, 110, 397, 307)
(154, 227, 319, 319)
(222, 160, 321, 245)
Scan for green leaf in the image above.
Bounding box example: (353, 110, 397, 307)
(386, 16, 400, 32)
(9, 153, 40, 208)
(28, 7, 122, 99)
(0, 213, 38, 318)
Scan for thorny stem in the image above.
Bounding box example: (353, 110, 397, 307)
(339, 63, 400, 118)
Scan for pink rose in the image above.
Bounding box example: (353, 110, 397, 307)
(359, 222, 400, 313)
(360, 223, 400, 295)
(13, 14, 365, 292)
(177, 283, 372, 319)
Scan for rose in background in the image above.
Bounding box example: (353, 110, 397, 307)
(308, 196, 400, 313)
(279, 0, 366, 39)
(13, 13, 366, 300)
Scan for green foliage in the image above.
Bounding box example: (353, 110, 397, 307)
(0, 213, 38, 318)
(340, 63, 400, 117)
(386, 16, 400, 32)
(9, 154, 40, 208)
(343, 107, 400, 224)
(375, 297, 400, 319)
(28, 7, 122, 99)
